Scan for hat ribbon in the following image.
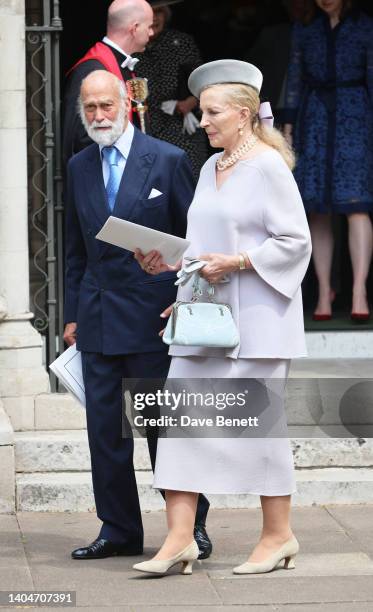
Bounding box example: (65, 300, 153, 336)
(259, 101, 274, 128)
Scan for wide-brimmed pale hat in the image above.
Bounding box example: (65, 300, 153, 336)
(188, 60, 263, 98)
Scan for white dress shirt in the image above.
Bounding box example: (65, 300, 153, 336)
(102, 36, 139, 71)
(99, 121, 135, 187)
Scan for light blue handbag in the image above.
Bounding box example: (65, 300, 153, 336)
(162, 260, 240, 348)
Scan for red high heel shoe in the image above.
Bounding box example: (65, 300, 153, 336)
(351, 294, 371, 322)
(312, 313, 332, 321)
(351, 311, 371, 322)
(312, 290, 336, 321)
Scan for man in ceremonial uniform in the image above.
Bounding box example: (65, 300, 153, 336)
(62, 0, 154, 167)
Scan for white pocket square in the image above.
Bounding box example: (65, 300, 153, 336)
(148, 188, 163, 199)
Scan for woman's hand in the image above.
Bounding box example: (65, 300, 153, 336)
(176, 96, 197, 116)
(134, 249, 181, 275)
(198, 253, 239, 284)
(159, 303, 174, 337)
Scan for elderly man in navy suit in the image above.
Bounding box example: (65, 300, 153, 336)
(64, 70, 211, 560)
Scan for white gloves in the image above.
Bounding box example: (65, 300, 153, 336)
(161, 100, 200, 135)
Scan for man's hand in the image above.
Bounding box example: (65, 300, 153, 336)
(134, 249, 181, 275)
(64, 322, 77, 346)
(159, 303, 174, 337)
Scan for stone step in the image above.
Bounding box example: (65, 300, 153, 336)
(305, 332, 373, 358)
(15, 430, 91, 473)
(14, 430, 373, 473)
(31, 360, 373, 431)
(16, 468, 373, 512)
(289, 358, 373, 378)
(34, 393, 86, 431)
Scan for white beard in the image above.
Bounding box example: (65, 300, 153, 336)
(81, 105, 126, 147)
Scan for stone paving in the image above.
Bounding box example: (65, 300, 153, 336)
(1, 507, 373, 610)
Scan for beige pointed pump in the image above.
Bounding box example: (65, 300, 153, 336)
(133, 540, 199, 576)
(233, 536, 299, 575)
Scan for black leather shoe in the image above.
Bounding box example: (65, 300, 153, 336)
(71, 538, 143, 560)
(194, 524, 212, 560)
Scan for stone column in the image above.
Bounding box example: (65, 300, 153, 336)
(0, 401, 15, 513)
(0, 0, 49, 448)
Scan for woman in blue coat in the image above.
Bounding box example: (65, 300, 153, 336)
(283, 0, 373, 321)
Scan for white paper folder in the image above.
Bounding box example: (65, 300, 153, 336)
(49, 345, 85, 407)
(95, 216, 190, 265)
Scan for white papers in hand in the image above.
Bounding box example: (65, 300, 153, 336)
(95, 216, 190, 265)
(49, 345, 85, 407)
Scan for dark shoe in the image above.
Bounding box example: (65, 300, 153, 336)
(194, 524, 212, 560)
(71, 538, 143, 560)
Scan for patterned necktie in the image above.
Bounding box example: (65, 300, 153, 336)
(102, 146, 122, 212)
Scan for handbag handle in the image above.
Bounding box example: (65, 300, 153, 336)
(191, 273, 215, 302)
(176, 258, 231, 290)
(175, 259, 216, 301)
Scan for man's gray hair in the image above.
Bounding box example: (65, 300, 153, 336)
(117, 79, 128, 100)
(77, 74, 127, 123)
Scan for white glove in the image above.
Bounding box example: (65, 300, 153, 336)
(161, 100, 200, 135)
(175, 259, 229, 286)
(183, 112, 200, 135)
(161, 100, 178, 115)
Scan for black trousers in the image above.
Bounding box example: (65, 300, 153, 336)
(81, 350, 210, 548)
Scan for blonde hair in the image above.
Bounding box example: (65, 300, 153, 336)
(210, 83, 295, 170)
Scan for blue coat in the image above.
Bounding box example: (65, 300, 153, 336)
(64, 127, 195, 354)
(284, 10, 373, 214)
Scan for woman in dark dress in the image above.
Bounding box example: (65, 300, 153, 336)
(283, 0, 373, 320)
(135, 0, 209, 178)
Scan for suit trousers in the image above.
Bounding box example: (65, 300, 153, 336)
(81, 350, 209, 547)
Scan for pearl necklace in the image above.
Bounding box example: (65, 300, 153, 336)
(216, 134, 258, 171)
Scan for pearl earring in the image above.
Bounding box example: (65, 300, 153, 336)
(238, 127, 244, 136)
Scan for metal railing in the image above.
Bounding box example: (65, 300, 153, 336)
(26, 0, 63, 390)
